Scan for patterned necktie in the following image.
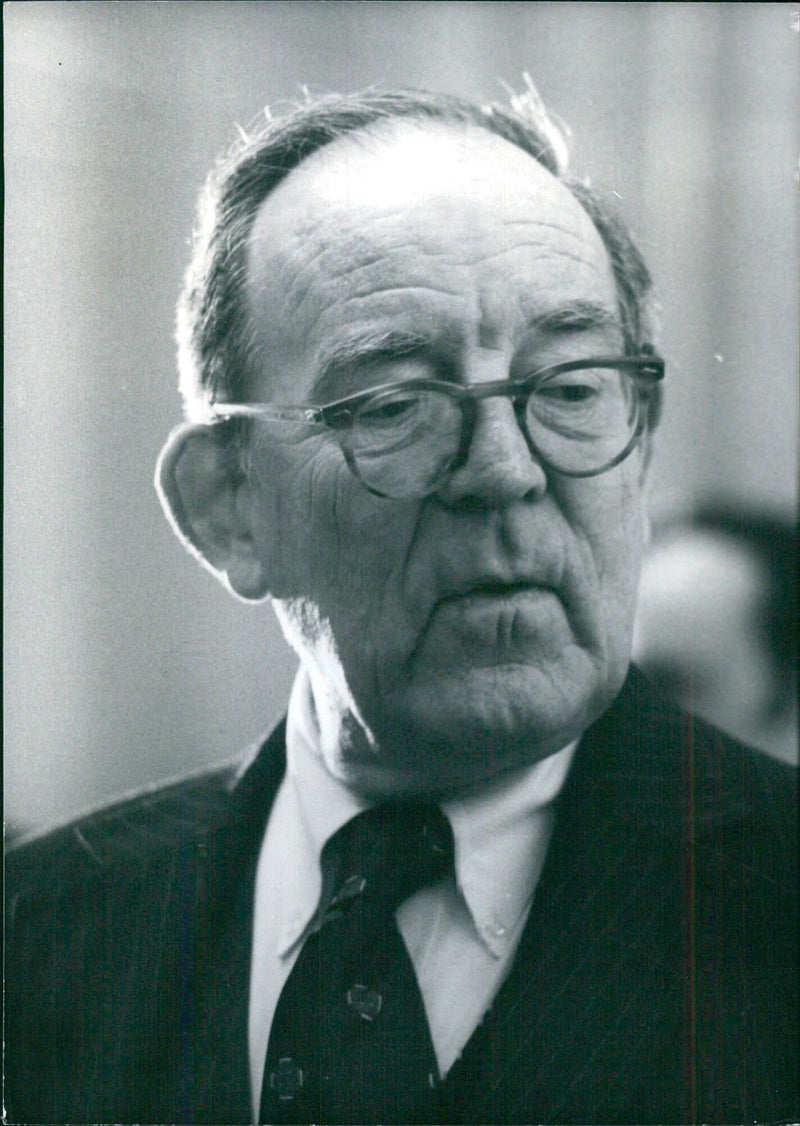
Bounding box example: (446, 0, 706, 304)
(260, 800, 455, 1124)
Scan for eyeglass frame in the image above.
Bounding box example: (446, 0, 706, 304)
(210, 354, 665, 497)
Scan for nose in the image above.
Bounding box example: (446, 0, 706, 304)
(436, 396, 547, 507)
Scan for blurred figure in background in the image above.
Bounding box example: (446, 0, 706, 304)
(634, 504, 797, 765)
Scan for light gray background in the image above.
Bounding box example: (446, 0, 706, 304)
(5, 2, 798, 832)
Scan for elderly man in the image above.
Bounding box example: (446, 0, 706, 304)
(6, 88, 797, 1125)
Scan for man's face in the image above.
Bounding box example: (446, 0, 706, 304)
(241, 122, 649, 796)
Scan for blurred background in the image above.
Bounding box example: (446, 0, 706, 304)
(5, 1, 798, 832)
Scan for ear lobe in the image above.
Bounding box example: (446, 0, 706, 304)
(155, 423, 270, 602)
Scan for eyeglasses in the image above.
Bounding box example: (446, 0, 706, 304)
(211, 355, 664, 500)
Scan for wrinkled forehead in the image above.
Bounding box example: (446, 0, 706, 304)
(249, 118, 607, 269)
(244, 121, 615, 379)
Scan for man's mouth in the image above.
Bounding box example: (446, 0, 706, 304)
(439, 579, 553, 605)
(414, 579, 561, 667)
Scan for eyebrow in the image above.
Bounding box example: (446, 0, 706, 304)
(310, 299, 622, 400)
(311, 327, 441, 400)
(524, 299, 622, 336)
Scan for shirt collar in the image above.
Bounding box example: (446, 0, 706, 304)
(441, 741, 576, 954)
(281, 666, 577, 957)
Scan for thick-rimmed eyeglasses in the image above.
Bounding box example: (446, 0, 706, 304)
(211, 356, 665, 500)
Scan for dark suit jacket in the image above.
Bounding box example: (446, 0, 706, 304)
(5, 668, 798, 1124)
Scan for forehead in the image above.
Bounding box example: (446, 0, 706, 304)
(245, 121, 617, 390)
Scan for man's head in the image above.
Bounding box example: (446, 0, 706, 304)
(158, 87, 661, 797)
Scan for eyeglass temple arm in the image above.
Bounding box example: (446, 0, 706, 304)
(211, 355, 664, 425)
(210, 403, 325, 424)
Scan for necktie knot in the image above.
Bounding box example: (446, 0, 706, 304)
(330, 801, 454, 918)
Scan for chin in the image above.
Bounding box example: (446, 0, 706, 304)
(331, 707, 549, 800)
(356, 663, 611, 796)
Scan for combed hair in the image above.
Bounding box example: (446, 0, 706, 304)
(177, 86, 660, 425)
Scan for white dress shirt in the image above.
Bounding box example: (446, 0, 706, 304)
(248, 668, 577, 1121)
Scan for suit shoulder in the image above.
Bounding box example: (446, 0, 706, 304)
(6, 759, 243, 896)
(686, 710, 797, 819)
(602, 668, 797, 841)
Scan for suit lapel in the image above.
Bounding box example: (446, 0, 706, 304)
(147, 722, 288, 1124)
(441, 672, 701, 1124)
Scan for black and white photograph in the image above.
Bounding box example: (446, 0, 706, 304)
(5, 3, 798, 1122)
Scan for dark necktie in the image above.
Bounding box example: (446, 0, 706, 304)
(260, 800, 455, 1125)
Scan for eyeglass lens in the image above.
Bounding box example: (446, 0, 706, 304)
(347, 364, 643, 499)
(349, 389, 463, 498)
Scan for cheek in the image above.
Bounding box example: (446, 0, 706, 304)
(251, 434, 421, 647)
(558, 468, 647, 625)
(248, 434, 353, 594)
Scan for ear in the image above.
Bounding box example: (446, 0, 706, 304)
(155, 423, 270, 602)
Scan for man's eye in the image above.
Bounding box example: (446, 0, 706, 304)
(357, 394, 423, 430)
(366, 398, 418, 419)
(540, 383, 597, 403)
(533, 380, 601, 405)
